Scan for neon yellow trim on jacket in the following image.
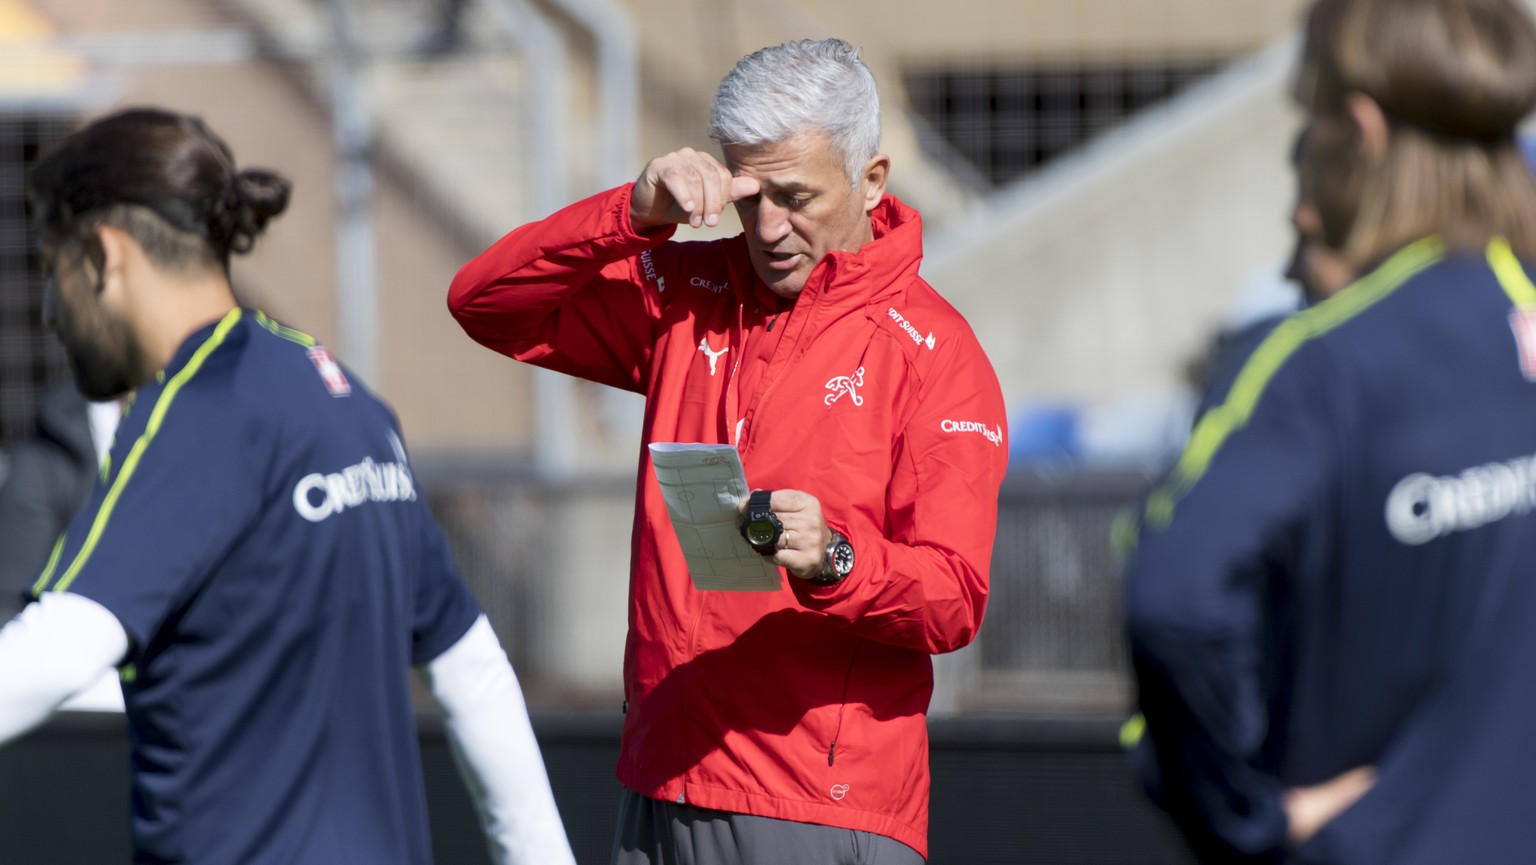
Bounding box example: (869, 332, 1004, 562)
(1145, 237, 1446, 529)
(43, 309, 244, 594)
(1120, 713, 1147, 749)
(1487, 238, 1536, 307)
(255, 310, 317, 347)
(30, 534, 66, 597)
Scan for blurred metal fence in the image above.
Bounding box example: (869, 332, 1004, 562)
(956, 468, 1151, 715)
(0, 111, 74, 456)
(905, 60, 1221, 189)
(422, 464, 1156, 716)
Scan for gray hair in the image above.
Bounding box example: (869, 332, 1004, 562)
(709, 38, 881, 188)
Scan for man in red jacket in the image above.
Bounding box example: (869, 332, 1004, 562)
(449, 37, 1008, 864)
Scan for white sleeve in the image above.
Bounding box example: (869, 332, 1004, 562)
(419, 614, 577, 865)
(59, 668, 126, 713)
(0, 592, 129, 745)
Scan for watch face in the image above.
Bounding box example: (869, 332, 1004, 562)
(746, 521, 778, 547)
(832, 541, 855, 575)
(740, 490, 781, 554)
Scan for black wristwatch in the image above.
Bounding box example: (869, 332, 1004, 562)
(739, 489, 782, 555)
(807, 529, 855, 585)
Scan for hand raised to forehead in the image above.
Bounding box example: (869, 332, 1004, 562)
(630, 148, 761, 232)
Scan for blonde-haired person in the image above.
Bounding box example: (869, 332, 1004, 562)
(1125, 1, 1536, 863)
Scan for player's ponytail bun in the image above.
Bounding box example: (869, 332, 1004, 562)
(212, 168, 292, 257)
(30, 107, 295, 271)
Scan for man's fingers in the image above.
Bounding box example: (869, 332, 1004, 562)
(729, 175, 761, 203)
(632, 150, 759, 231)
(1284, 765, 1377, 847)
(769, 489, 816, 514)
(753, 491, 835, 582)
(684, 168, 756, 228)
(659, 163, 702, 225)
(769, 491, 828, 547)
(632, 148, 747, 230)
(1332, 767, 1377, 803)
(695, 163, 731, 229)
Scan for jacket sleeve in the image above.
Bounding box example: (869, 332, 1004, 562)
(789, 331, 1009, 655)
(1122, 343, 1338, 863)
(446, 184, 674, 393)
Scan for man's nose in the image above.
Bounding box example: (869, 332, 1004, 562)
(1293, 200, 1322, 238)
(754, 201, 792, 244)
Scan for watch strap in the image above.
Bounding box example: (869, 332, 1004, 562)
(740, 489, 781, 554)
(748, 489, 773, 517)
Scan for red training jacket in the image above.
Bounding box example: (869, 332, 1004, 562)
(448, 185, 1008, 857)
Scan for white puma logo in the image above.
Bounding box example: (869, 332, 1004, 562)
(699, 338, 729, 376)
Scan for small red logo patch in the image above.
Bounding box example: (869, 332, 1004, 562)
(307, 346, 351, 396)
(1510, 307, 1536, 382)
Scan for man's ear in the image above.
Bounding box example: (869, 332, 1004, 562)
(861, 154, 891, 213)
(1343, 91, 1390, 162)
(91, 223, 134, 296)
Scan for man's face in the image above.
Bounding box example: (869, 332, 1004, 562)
(1285, 119, 1360, 302)
(723, 132, 879, 299)
(1299, 113, 1368, 256)
(43, 241, 144, 400)
(1285, 188, 1355, 302)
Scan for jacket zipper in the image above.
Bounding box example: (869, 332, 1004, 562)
(742, 275, 824, 455)
(828, 647, 860, 766)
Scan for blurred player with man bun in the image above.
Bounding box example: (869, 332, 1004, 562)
(0, 107, 575, 865)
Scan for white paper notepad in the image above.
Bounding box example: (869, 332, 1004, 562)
(648, 442, 782, 592)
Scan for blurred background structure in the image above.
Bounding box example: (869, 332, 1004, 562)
(0, 0, 1323, 713)
(0, 0, 1392, 860)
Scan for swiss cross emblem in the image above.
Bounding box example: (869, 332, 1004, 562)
(1511, 307, 1536, 381)
(308, 346, 351, 396)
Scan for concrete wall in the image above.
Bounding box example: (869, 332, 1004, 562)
(799, 0, 1308, 62)
(25, 0, 537, 455)
(925, 40, 1302, 412)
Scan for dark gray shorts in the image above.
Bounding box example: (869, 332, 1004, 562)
(609, 788, 926, 865)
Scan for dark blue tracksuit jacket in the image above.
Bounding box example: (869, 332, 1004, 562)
(1125, 237, 1536, 865)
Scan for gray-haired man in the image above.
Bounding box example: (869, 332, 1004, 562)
(450, 38, 1009, 864)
